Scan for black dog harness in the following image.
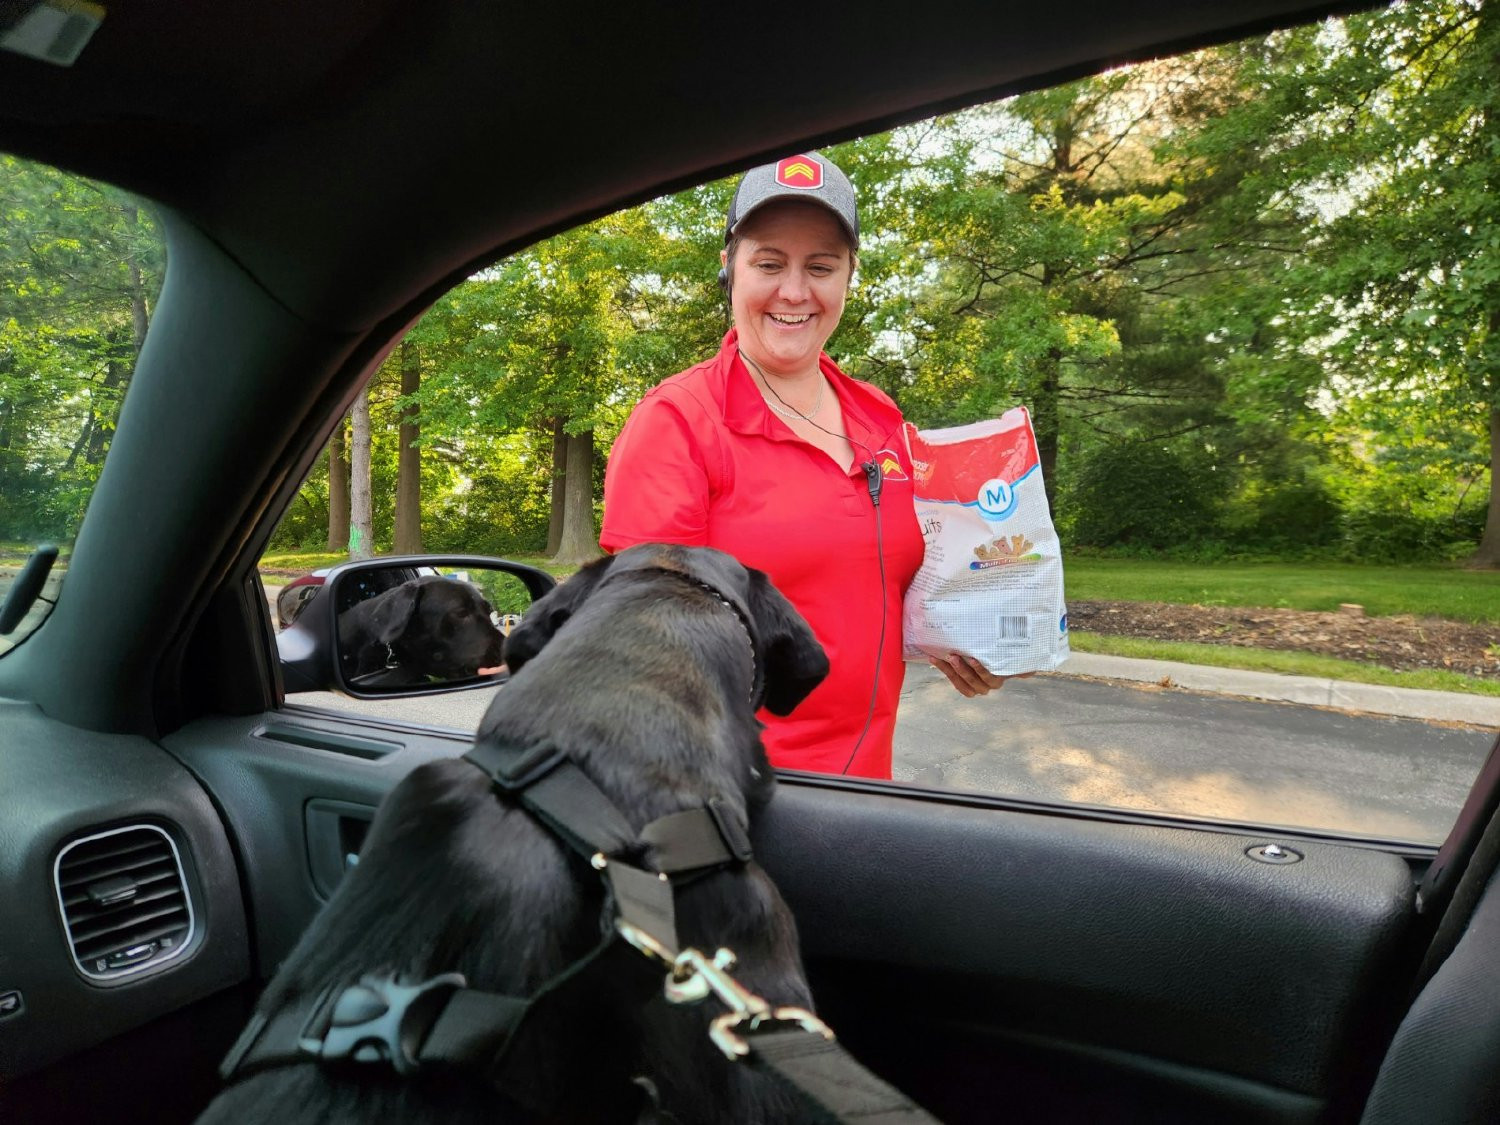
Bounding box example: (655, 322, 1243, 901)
(219, 569, 936, 1123)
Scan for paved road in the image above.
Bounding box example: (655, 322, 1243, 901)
(892, 663, 1491, 843)
(287, 661, 1494, 845)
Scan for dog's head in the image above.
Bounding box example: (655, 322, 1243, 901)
(339, 576, 505, 682)
(504, 545, 828, 717)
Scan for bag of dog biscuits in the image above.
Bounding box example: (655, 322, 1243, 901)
(902, 408, 1069, 676)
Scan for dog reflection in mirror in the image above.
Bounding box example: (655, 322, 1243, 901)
(199, 544, 828, 1123)
(337, 575, 505, 686)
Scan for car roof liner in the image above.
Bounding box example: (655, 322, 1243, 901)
(0, 0, 1379, 333)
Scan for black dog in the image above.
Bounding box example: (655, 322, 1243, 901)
(199, 544, 829, 1124)
(337, 575, 505, 686)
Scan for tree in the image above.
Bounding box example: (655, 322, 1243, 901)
(349, 390, 373, 559)
(0, 157, 163, 541)
(394, 340, 422, 554)
(410, 201, 727, 566)
(1203, 0, 1500, 564)
(883, 53, 1279, 506)
(326, 420, 350, 552)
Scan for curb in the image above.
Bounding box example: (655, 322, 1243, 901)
(1046, 652, 1500, 728)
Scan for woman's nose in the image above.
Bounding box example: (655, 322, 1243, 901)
(777, 268, 810, 301)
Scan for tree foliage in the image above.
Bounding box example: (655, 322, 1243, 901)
(1, 156, 163, 541)
(5, 0, 1498, 569)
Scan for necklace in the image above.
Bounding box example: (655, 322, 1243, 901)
(740, 349, 825, 421)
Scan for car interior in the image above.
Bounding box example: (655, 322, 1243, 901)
(2, 1, 1499, 1122)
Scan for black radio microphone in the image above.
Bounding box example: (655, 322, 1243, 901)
(861, 459, 884, 507)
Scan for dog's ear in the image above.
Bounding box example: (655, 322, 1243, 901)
(745, 568, 829, 716)
(502, 554, 616, 674)
(357, 581, 423, 645)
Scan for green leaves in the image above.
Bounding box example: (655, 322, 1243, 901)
(1, 156, 163, 543)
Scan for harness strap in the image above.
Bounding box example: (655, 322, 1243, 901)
(744, 1027, 941, 1124)
(465, 738, 638, 857)
(642, 798, 754, 868)
(220, 738, 769, 1114)
(219, 973, 529, 1082)
(220, 924, 641, 1091)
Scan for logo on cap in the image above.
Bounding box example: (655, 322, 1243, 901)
(776, 156, 823, 190)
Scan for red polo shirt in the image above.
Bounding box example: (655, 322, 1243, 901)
(601, 329, 924, 778)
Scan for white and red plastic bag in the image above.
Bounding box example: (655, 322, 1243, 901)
(902, 408, 1069, 676)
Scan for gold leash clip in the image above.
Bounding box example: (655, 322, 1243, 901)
(662, 946, 834, 1060)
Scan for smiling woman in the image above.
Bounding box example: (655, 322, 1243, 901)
(602, 152, 1021, 781)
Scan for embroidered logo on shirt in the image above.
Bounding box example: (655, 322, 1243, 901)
(776, 156, 823, 189)
(873, 450, 908, 481)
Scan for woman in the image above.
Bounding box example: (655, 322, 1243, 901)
(601, 152, 1013, 778)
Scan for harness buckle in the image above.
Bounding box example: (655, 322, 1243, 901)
(298, 972, 466, 1076)
(663, 946, 835, 1060)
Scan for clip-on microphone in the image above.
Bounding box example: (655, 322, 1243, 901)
(861, 459, 884, 507)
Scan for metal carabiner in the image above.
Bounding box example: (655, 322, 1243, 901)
(663, 946, 834, 1060)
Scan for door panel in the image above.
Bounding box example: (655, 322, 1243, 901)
(759, 785, 1417, 1122)
(159, 707, 1418, 1123)
(162, 709, 472, 974)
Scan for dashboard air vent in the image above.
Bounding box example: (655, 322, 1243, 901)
(54, 824, 194, 982)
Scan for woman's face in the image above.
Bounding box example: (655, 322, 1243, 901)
(723, 201, 853, 378)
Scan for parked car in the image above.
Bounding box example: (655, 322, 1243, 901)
(1, 2, 1497, 1123)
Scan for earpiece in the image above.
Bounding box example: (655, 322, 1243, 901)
(717, 266, 728, 291)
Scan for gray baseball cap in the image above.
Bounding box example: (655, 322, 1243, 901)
(725, 152, 859, 249)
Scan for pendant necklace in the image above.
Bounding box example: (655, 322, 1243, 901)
(741, 349, 825, 421)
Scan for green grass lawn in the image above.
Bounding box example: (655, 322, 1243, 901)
(1064, 558, 1500, 624)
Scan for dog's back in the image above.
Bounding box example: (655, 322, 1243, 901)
(197, 758, 643, 1124)
(201, 545, 829, 1124)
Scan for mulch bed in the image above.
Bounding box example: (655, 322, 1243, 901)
(1068, 599, 1500, 681)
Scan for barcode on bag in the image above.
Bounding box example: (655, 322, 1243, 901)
(996, 616, 1031, 642)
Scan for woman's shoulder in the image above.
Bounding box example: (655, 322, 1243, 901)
(640, 351, 732, 416)
(828, 360, 904, 419)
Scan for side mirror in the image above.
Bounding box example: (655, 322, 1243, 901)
(276, 555, 555, 698)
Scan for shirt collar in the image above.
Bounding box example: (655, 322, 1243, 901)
(717, 328, 897, 450)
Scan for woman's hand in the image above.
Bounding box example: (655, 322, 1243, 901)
(929, 654, 1033, 698)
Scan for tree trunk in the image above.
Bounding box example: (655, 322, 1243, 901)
(1034, 259, 1063, 509)
(1034, 350, 1061, 511)
(552, 428, 602, 566)
(349, 391, 374, 559)
(394, 341, 422, 554)
(546, 418, 566, 557)
(327, 418, 350, 552)
(83, 325, 132, 466)
(1471, 403, 1500, 569)
(122, 203, 151, 352)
